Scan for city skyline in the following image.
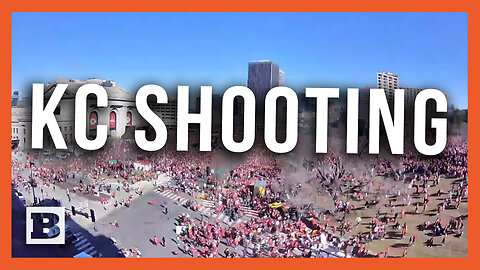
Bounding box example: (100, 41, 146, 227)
(12, 12, 468, 108)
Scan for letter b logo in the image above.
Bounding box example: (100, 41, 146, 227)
(26, 207, 65, 244)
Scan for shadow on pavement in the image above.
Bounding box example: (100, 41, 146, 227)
(12, 188, 121, 258)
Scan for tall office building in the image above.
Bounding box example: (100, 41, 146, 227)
(279, 69, 285, 86)
(247, 60, 282, 130)
(247, 60, 281, 104)
(247, 60, 289, 134)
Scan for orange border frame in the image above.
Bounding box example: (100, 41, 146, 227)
(1, 4, 474, 270)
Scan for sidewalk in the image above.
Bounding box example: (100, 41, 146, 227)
(16, 174, 157, 229)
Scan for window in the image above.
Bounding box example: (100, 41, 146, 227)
(89, 111, 98, 130)
(54, 106, 61, 115)
(110, 111, 117, 131)
(126, 111, 132, 126)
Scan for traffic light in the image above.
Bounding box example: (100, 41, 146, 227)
(90, 209, 96, 222)
(71, 205, 76, 216)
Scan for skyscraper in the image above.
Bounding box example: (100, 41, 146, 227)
(279, 69, 285, 86)
(247, 60, 281, 104)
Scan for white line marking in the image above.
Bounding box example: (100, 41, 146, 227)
(74, 235, 85, 242)
(74, 239, 87, 247)
(84, 246, 95, 254)
(77, 243, 91, 250)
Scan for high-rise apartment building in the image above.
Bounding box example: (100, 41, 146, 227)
(377, 72, 399, 105)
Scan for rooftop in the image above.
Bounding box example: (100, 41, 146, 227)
(44, 77, 134, 101)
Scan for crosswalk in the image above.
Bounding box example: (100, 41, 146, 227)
(156, 189, 257, 225)
(73, 232, 101, 257)
(156, 189, 190, 205)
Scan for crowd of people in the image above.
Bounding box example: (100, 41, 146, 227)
(11, 135, 468, 258)
(171, 138, 468, 258)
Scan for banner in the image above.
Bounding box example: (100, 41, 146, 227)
(109, 111, 116, 131)
(89, 111, 97, 130)
(126, 111, 132, 126)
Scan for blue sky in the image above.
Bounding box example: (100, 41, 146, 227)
(12, 12, 468, 108)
